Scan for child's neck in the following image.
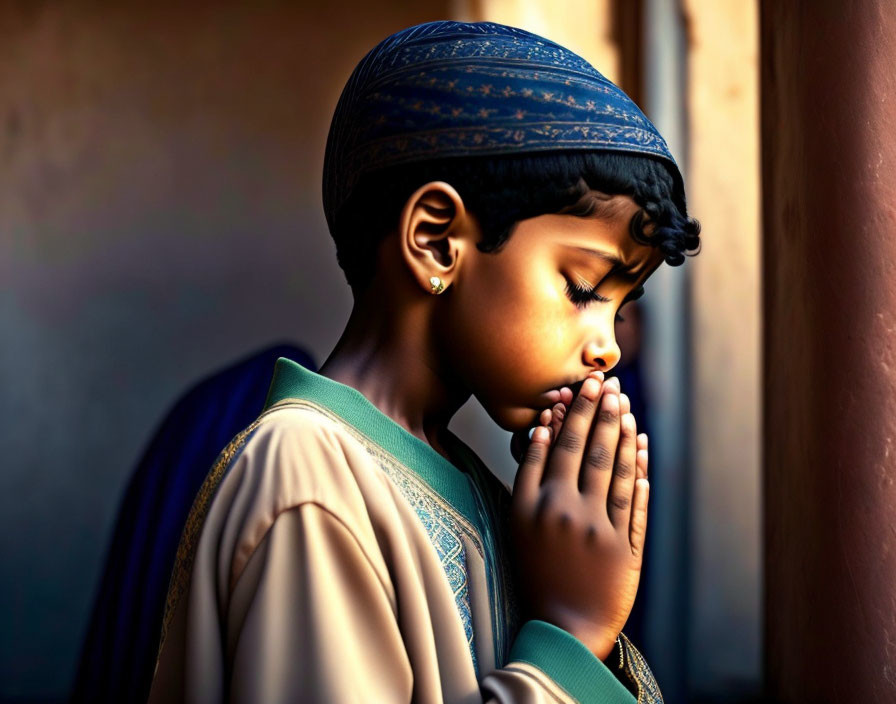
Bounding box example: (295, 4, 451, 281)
(319, 297, 470, 459)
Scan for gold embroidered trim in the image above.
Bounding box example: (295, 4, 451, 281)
(270, 399, 485, 557)
(154, 416, 265, 667)
(618, 632, 664, 704)
(271, 400, 485, 667)
(154, 398, 488, 672)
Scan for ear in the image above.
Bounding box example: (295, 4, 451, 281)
(398, 181, 475, 295)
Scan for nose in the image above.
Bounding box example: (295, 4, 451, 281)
(583, 335, 621, 372)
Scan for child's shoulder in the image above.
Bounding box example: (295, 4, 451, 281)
(230, 399, 383, 505)
(171, 398, 406, 614)
(201, 399, 397, 584)
(249, 399, 366, 457)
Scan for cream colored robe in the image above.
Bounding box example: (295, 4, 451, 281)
(149, 359, 660, 703)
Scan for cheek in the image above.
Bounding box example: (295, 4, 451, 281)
(445, 266, 572, 385)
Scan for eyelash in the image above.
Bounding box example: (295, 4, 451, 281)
(564, 279, 629, 323)
(565, 280, 611, 307)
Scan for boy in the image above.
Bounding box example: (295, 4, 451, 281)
(149, 21, 699, 703)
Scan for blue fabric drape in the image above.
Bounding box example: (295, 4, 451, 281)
(72, 344, 315, 703)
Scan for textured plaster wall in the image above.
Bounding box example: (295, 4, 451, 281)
(0, 2, 445, 698)
(762, 2, 896, 700)
(454, 0, 620, 83)
(683, 0, 761, 696)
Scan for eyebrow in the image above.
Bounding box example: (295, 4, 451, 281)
(566, 246, 644, 284)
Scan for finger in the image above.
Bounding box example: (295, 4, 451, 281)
(636, 448, 648, 480)
(629, 478, 650, 559)
(579, 382, 621, 496)
(607, 411, 638, 528)
(543, 375, 603, 483)
(635, 433, 648, 478)
(602, 373, 619, 394)
(559, 386, 574, 406)
(510, 416, 549, 465)
(619, 393, 631, 416)
(549, 402, 566, 444)
(513, 426, 551, 505)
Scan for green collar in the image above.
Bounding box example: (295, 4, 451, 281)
(264, 357, 483, 527)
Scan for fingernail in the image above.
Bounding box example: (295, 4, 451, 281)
(533, 426, 550, 442)
(603, 391, 619, 412)
(623, 412, 635, 431)
(581, 377, 600, 399)
(606, 376, 620, 392)
(528, 427, 536, 440)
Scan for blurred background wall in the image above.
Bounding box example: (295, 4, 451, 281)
(0, 1, 760, 701)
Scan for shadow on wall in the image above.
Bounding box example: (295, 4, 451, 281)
(0, 2, 450, 700)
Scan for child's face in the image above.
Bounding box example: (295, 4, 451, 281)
(441, 193, 662, 432)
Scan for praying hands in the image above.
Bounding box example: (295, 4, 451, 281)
(511, 372, 650, 660)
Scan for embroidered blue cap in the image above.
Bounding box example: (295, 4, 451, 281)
(323, 20, 679, 231)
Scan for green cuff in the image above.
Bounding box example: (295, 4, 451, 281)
(508, 621, 636, 704)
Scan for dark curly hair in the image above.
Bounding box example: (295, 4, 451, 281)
(330, 150, 701, 291)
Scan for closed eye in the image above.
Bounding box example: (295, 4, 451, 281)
(565, 279, 611, 308)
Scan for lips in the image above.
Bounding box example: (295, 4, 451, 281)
(544, 377, 586, 402)
(545, 374, 613, 405)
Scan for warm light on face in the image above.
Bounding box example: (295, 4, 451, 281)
(441, 193, 662, 432)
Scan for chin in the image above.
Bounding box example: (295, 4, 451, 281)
(481, 403, 540, 433)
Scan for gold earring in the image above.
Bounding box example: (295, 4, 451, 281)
(429, 276, 445, 294)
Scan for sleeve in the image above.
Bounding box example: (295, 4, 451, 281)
(481, 621, 641, 704)
(226, 503, 414, 703)
(470, 453, 659, 703)
(226, 502, 653, 704)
